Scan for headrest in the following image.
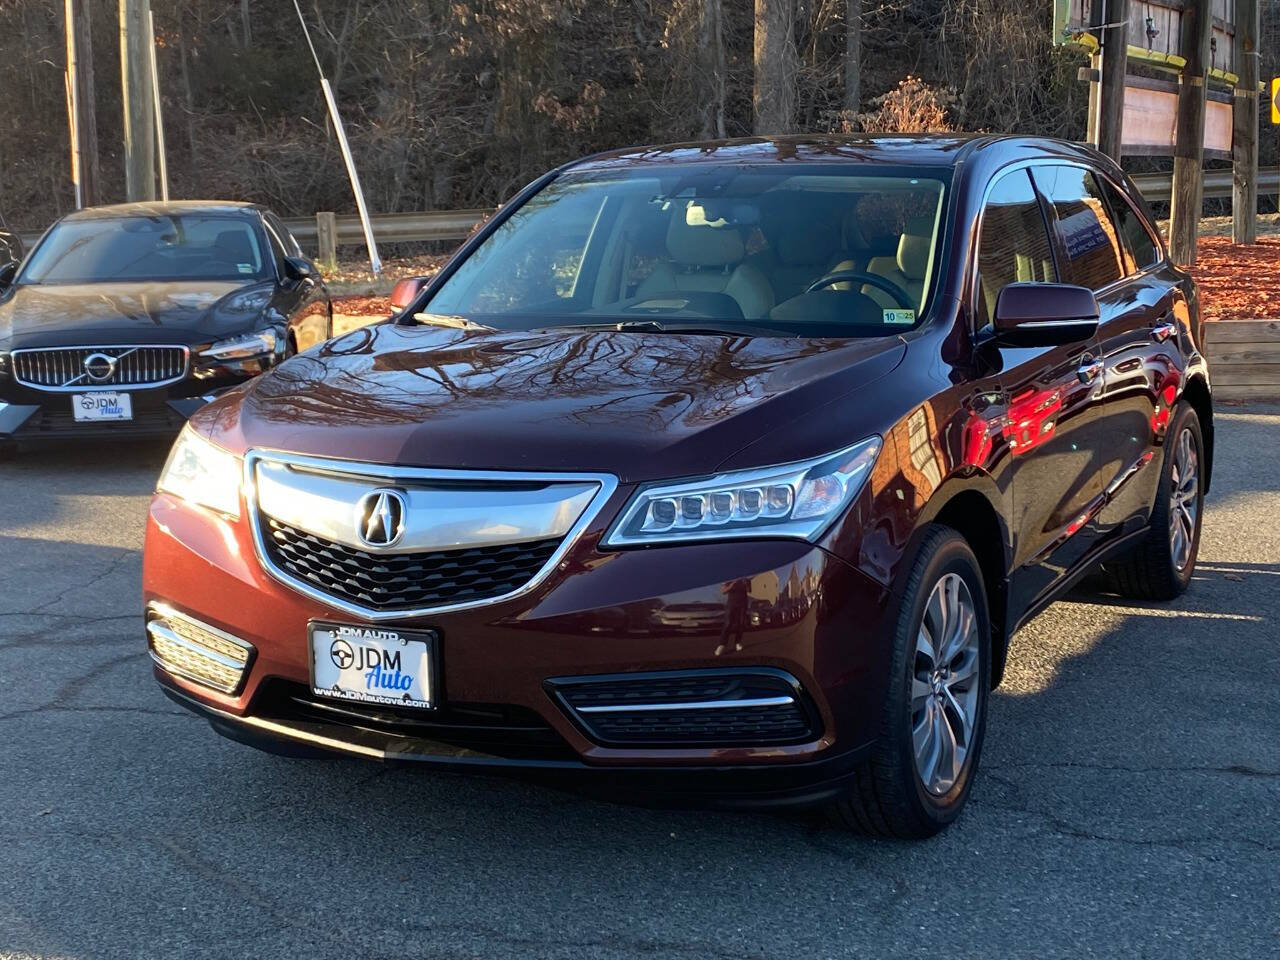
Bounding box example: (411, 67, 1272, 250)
(897, 234, 932, 281)
(776, 223, 838, 266)
(214, 229, 253, 260)
(666, 215, 744, 267)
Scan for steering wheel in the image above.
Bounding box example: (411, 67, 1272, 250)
(805, 271, 914, 309)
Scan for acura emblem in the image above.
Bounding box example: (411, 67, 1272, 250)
(83, 352, 118, 383)
(356, 488, 407, 548)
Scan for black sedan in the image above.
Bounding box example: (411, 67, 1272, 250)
(0, 201, 331, 447)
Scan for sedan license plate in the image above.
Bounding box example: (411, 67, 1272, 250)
(309, 622, 435, 709)
(72, 392, 133, 422)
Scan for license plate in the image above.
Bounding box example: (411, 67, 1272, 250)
(309, 622, 435, 709)
(72, 392, 133, 422)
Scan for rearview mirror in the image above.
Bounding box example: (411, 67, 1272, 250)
(283, 256, 316, 283)
(390, 276, 430, 312)
(993, 283, 1099, 347)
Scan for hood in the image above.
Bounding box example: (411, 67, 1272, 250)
(199, 321, 906, 483)
(0, 280, 268, 348)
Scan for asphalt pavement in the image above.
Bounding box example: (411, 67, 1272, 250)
(1, 405, 1278, 960)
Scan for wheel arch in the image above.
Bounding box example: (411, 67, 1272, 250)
(1181, 374, 1213, 494)
(915, 482, 1012, 688)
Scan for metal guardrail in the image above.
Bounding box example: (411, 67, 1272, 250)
(281, 208, 489, 245)
(16, 170, 1278, 249)
(1131, 168, 1278, 203)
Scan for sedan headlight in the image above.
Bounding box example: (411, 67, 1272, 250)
(603, 437, 881, 547)
(200, 329, 278, 361)
(157, 426, 243, 518)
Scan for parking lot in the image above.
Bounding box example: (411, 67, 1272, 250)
(1, 404, 1277, 960)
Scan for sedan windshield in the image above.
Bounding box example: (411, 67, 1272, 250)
(426, 164, 949, 336)
(19, 215, 270, 284)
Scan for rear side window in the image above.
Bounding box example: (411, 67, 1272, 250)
(1100, 180, 1158, 273)
(1033, 165, 1126, 291)
(975, 169, 1057, 332)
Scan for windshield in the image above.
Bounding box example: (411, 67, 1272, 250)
(19, 215, 270, 284)
(426, 165, 949, 336)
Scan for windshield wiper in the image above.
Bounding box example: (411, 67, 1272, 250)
(568, 319, 793, 337)
(400, 312, 493, 332)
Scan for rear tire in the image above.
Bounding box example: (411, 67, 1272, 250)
(830, 525, 990, 838)
(1101, 402, 1204, 601)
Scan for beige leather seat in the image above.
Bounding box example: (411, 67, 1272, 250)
(637, 214, 774, 319)
(768, 222, 840, 302)
(829, 231, 931, 310)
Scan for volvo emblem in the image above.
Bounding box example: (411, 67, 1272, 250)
(355, 488, 407, 548)
(83, 352, 118, 384)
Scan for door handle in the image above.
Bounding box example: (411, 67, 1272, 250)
(1077, 356, 1103, 384)
(1152, 320, 1177, 342)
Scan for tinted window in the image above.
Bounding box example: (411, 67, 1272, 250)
(1033, 165, 1126, 291)
(20, 215, 269, 284)
(264, 212, 304, 259)
(1100, 180, 1158, 272)
(975, 169, 1057, 331)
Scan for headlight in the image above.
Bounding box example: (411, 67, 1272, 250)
(200, 329, 278, 361)
(603, 437, 881, 547)
(157, 426, 243, 518)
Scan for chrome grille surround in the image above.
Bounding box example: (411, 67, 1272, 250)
(146, 602, 255, 694)
(12, 344, 189, 391)
(245, 449, 619, 621)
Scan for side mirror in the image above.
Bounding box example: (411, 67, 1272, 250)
(390, 276, 430, 312)
(283, 256, 316, 283)
(993, 283, 1099, 347)
(0, 261, 16, 291)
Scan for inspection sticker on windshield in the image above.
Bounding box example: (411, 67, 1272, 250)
(310, 622, 435, 709)
(883, 308, 915, 325)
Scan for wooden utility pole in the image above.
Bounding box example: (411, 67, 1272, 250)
(753, 0, 797, 134)
(1097, 0, 1129, 160)
(1231, 0, 1260, 244)
(1169, 0, 1212, 266)
(119, 0, 155, 202)
(64, 0, 100, 208)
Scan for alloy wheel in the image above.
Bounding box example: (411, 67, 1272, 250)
(1168, 426, 1199, 572)
(911, 573, 981, 796)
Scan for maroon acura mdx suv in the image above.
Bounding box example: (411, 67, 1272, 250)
(143, 136, 1211, 837)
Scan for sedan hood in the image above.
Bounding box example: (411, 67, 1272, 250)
(202, 321, 906, 483)
(0, 280, 263, 348)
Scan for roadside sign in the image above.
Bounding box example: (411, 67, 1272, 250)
(1272, 78, 1280, 125)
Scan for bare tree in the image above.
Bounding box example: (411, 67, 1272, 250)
(844, 0, 861, 113)
(699, 0, 727, 139)
(753, 0, 797, 134)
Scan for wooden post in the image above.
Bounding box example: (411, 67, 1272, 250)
(1097, 0, 1129, 161)
(1231, 0, 1260, 244)
(1169, 0, 1212, 267)
(316, 212, 338, 272)
(119, 0, 155, 202)
(64, 0, 100, 208)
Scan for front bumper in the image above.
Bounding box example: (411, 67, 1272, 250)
(143, 489, 894, 803)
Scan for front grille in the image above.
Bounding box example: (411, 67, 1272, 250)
(13, 345, 188, 390)
(261, 516, 561, 613)
(13, 402, 184, 439)
(549, 669, 820, 748)
(147, 605, 254, 695)
(254, 680, 576, 760)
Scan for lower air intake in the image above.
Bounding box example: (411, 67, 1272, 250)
(547, 668, 820, 748)
(146, 604, 254, 695)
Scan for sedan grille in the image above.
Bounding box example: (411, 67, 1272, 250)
(548, 669, 821, 747)
(262, 516, 561, 613)
(13, 345, 188, 391)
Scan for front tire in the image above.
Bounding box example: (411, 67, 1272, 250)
(831, 525, 990, 838)
(1102, 402, 1204, 601)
